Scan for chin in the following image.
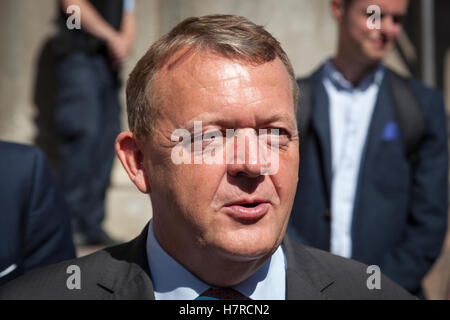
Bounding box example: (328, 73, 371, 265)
(214, 229, 280, 262)
(364, 46, 389, 61)
(370, 50, 387, 61)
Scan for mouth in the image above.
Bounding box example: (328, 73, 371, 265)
(373, 39, 385, 48)
(223, 199, 270, 223)
(237, 202, 260, 208)
(371, 36, 389, 49)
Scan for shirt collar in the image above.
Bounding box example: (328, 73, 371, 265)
(323, 58, 385, 91)
(146, 220, 286, 300)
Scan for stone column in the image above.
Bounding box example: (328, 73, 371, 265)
(0, 0, 56, 143)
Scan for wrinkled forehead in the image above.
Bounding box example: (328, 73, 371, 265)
(154, 52, 295, 129)
(152, 49, 294, 117)
(155, 48, 289, 91)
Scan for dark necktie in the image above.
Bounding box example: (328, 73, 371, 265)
(196, 288, 250, 300)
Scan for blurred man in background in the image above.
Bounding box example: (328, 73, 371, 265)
(288, 0, 448, 296)
(0, 141, 75, 286)
(52, 0, 136, 245)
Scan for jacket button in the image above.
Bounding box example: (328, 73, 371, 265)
(324, 209, 331, 221)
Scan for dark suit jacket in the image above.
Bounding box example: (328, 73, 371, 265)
(0, 223, 414, 299)
(0, 141, 75, 286)
(288, 64, 449, 295)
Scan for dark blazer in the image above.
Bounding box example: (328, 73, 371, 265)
(0, 223, 414, 299)
(0, 141, 75, 286)
(288, 64, 449, 295)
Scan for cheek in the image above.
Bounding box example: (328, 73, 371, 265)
(347, 15, 372, 41)
(174, 164, 228, 207)
(355, 26, 371, 43)
(272, 153, 299, 204)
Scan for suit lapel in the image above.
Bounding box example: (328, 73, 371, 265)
(310, 68, 333, 199)
(358, 72, 393, 169)
(351, 71, 394, 237)
(98, 224, 156, 300)
(283, 236, 334, 299)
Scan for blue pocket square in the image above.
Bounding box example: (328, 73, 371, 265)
(381, 122, 400, 141)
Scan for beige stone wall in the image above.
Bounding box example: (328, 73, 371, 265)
(0, 0, 56, 143)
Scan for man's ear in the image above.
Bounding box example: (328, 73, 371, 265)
(331, 0, 345, 22)
(115, 131, 151, 194)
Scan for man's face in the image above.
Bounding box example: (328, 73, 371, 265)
(143, 51, 299, 264)
(335, 0, 409, 62)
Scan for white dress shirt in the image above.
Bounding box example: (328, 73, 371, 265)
(322, 60, 385, 258)
(146, 221, 286, 300)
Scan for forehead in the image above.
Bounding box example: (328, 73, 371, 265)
(349, 0, 409, 13)
(152, 50, 295, 127)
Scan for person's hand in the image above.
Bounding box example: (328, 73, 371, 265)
(106, 32, 132, 68)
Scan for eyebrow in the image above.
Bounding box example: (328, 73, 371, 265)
(181, 113, 225, 132)
(259, 113, 297, 128)
(182, 111, 297, 132)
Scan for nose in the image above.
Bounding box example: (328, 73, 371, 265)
(227, 162, 263, 179)
(226, 129, 264, 179)
(381, 15, 402, 38)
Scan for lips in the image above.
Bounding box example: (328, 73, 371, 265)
(370, 36, 389, 49)
(223, 199, 270, 223)
(372, 39, 385, 48)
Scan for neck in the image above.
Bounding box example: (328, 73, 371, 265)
(153, 217, 271, 287)
(333, 45, 380, 86)
(190, 249, 271, 287)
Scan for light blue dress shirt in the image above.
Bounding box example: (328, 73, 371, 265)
(123, 0, 135, 12)
(322, 60, 385, 258)
(146, 221, 286, 300)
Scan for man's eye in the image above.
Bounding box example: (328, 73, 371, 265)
(190, 134, 203, 144)
(203, 136, 216, 142)
(264, 128, 290, 149)
(195, 131, 225, 150)
(269, 128, 289, 137)
(392, 15, 404, 25)
(203, 130, 224, 141)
